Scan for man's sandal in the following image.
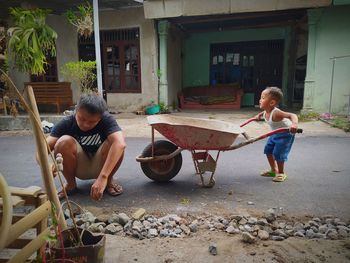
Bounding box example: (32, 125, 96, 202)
(273, 173, 288, 182)
(106, 182, 123, 196)
(260, 170, 276, 177)
(58, 187, 79, 200)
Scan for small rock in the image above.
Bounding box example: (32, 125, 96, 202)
(247, 201, 254, 205)
(319, 225, 328, 234)
(258, 230, 269, 240)
(132, 208, 146, 220)
(209, 243, 217, 255)
(271, 235, 284, 241)
(294, 231, 305, 238)
(326, 229, 338, 240)
(148, 228, 158, 237)
(257, 218, 268, 226)
(96, 214, 110, 223)
(180, 224, 191, 235)
(189, 223, 198, 233)
(338, 228, 348, 239)
(248, 217, 258, 225)
(306, 229, 315, 239)
(241, 232, 256, 243)
(226, 226, 240, 234)
(214, 222, 225, 230)
(160, 229, 169, 237)
(88, 222, 106, 233)
(105, 223, 123, 235)
(239, 218, 248, 225)
(109, 212, 130, 226)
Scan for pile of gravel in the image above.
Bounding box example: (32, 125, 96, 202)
(67, 208, 350, 242)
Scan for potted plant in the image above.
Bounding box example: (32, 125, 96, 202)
(7, 7, 57, 75)
(61, 60, 97, 94)
(65, 1, 93, 38)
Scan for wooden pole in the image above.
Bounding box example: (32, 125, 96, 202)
(0, 174, 12, 250)
(25, 85, 67, 229)
(8, 228, 51, 263)
(5, 200, 51, 248)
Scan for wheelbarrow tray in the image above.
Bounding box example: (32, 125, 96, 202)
(147, 115, 245, 150)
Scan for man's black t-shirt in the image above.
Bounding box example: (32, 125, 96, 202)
(51, 112, 121, 154)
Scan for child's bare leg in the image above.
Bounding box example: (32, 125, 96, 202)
(276, 161, 285, 174)
(267, 154, 278, 172)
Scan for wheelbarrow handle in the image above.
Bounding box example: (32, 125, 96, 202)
(240, 117, 264, 127)
(225, 127, 303, 151)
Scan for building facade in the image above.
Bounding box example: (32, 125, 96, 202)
(3, 0, 350, 114)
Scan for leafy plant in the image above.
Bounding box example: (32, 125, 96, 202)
(7, 8, 57, 75)
(298, 111, 320, 122)
(159, 102, 169, 113)
(331, 116, 350, 132)
(61, 60, 97, 93)
(66, 1, 93, 38)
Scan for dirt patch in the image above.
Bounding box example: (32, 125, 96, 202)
(82, 206, 350, 263)
(104, 230, 350, 263)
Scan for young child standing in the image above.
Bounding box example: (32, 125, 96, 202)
(254, 87, 298, 182)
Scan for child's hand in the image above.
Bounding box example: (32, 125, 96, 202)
(290, 124, 298, 134)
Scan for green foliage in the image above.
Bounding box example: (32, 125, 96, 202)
(61, 60, 97, 93)
(159, 102, 170, 113)
(298, 111, 320, 122)
(7, 8, 57, 75)
(331, 117, 350, 132)
(156, 68, 162, 79)
(65, 1, 93, 38)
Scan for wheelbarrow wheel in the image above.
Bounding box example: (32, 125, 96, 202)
(141, 140, 182, 182)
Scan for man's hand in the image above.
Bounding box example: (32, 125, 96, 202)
(90, 176, 108, 201)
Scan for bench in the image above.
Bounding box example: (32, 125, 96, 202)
(25, 82, 73, 113)
(178, 83, 243, 109)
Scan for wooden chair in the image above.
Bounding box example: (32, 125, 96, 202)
(0, 173, 51, 263)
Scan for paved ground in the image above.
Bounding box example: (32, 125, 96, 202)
(1, 110, 349, 219)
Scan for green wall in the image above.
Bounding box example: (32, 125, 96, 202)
(183, 27, 290, 93)
(308, 6, 350, 114)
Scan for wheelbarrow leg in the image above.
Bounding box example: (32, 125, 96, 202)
(191, 150, 221, 188)
(191, 150, 201, 174)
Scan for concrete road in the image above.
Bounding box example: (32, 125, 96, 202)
(1, 132, 349, 219)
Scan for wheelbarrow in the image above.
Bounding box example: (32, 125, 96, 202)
(136, 115, 302, 188)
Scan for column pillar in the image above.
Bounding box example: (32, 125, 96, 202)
(302, 9, 323, 112)
(158, 20, 170, 105)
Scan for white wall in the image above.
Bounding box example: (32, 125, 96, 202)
(48, 15, 80, 102)
(100, 7, 158, 112)
(144, 0, 331, 19)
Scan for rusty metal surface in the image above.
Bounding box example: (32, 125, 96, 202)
(147, 115, 244, 150)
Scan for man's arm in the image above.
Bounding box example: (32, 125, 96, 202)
(90, 131, 126, 200)
(36, 135, 58, 164)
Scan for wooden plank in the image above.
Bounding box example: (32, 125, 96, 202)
(9, 186, 42, 197)
(6, 238, 31, 249)
(7, 227, 50, 263)
(5, 201, 51, 248)
(0, 196, 25, 207)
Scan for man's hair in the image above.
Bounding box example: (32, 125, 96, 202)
(265, 86, 283, 103)
(76, 93, 107, 115)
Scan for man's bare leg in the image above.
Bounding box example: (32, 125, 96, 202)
(54, 135, 78, 191)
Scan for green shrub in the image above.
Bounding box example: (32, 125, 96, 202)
(298, 111, 320, 122)
(61, 60, 96, 93)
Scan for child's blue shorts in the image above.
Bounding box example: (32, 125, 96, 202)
(264, 132, 295, 162)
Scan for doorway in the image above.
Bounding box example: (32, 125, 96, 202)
(210, 40, 284, 105)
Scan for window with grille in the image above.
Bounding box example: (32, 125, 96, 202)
(78, 28, 141, 93)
